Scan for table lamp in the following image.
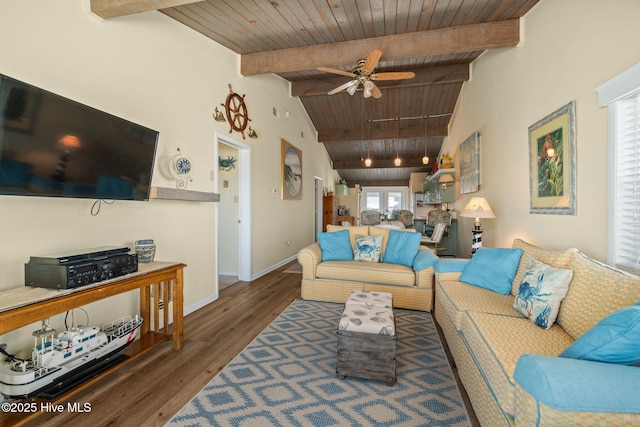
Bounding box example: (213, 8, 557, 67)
(460, 197, 496, 255)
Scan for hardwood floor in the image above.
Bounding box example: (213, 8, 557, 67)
(24, 263, 302, 427)
(19, 261, 478, 427)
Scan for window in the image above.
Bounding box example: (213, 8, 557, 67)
(362, 187, 408, 214)
(599, 63, 640, 274)
(610, 90, 640, 273)
(365, 191, 381, 210)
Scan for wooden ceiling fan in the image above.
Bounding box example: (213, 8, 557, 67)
(317, 49, 415, 98)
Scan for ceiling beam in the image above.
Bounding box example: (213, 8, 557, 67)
(291, 64, 469, 97)
(241, 19, 519, 76)
(319, 123, 448, 143)
(334, 159, 430, 169)
(90, 0, 203, 19)
(348, 179, 416, 187)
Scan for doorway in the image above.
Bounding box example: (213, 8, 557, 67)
(215, 132, 252, 286)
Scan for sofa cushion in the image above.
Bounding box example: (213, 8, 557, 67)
(511, 239, 576, 296)
(326, 225, 370, 249)
(382, 230, 421, 267)
(460, 311, 574, 418)
(459, 247, 524, 294)
(513, 258, 573, 330)
(435, 280, 520, 331)
(316, 260, 416, 287)
(353, 234, 382, 263)
(559, 303, 640, 365)
(557, 250, 640, 340)
(318, 229, 353, 261)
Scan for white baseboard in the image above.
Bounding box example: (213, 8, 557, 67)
(182, 255, 297, 317)
(250, 255, 297, 281)
(184, 292, 219, 317)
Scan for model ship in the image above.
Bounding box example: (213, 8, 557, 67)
(0, 315, 143, 399)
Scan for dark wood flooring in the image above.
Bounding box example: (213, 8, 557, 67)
(17, 262, 478, 427)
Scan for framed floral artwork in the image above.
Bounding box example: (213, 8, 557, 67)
(528, 101, 576, 215)
(281, 138, 302, 200)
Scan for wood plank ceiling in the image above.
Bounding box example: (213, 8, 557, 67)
(92, 0, 540, 187)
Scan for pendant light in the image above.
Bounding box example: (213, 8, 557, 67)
(422, 116, 430, 165)
(394, 117, 401, 167)
(362, 98, 372, 167)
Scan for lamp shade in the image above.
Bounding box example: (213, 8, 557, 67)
(460, 197, 496, 219)
(438, 174, 454, 184)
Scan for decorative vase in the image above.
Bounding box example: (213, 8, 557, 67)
(135, 239, 156, 263)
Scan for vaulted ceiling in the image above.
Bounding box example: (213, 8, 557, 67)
(90, 0, 540, 186)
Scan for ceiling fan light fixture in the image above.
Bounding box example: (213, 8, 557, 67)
(346, 83, 358, 96)
(363, 88, 372, 98)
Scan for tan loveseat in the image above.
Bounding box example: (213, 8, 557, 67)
(434, 239, 640, 426)
(297, 225, 436, 311)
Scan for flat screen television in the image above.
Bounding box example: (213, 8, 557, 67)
(0, 73, 158, 201)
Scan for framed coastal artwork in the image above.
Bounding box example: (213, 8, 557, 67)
(528, 101, 576, 215)
(459, 132, 480, 194)
(281, 138, 302, 200)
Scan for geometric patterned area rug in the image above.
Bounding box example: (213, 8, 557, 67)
(167, 300, 470, 426)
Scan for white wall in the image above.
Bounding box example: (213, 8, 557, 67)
(0, 0, 336, 353)
(442, 0, 640, 260)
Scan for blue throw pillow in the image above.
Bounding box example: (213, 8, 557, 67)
(317, 229, 353, 261)
(383, 230, 421, 267)
(459, 247, 524, 294)
(560, 303, 640, 365)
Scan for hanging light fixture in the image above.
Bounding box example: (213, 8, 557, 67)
(361, 98, 372, 167)
(394, 117, 401, 167)
(422, 116, 430, 165)
(363, 80, 374, 98)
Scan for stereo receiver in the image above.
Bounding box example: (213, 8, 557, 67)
(25, 246, 138, 290)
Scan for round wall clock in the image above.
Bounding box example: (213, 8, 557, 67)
(223, 85, 251, 139)
(175, 156, 192, 175)
(165, 148, 193, 189)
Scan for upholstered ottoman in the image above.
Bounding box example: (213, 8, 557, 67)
(336, 291, 397, 385)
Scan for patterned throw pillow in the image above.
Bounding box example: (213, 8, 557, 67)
(514, 258, 573, 330)
(353, 234, 382, 263)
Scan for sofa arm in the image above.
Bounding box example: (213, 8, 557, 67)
(514, 354, 640, 425)
(435, 258, 469, 273)
(297, 243, 322, 280)
(413, 248, 438, 271)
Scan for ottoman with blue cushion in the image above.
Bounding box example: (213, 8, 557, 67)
(336, 290, 396, 385)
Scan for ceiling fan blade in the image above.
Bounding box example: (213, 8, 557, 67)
(317, 66, 356, 78)
(371, 83, 382, 99)
(328, 79, 357, 95)
(371, 71, 416, 81)
(362, 49, 382, 75)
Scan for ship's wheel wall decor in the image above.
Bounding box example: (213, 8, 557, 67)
(222, 84, 251, 139)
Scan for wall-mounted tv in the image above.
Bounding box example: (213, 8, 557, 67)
(0, 74, 158, 201)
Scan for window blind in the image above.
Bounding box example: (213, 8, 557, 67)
(613, 89, 640, 274)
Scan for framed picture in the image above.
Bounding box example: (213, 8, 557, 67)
(528, 101, 576, 215)
(281, 138, 302, 200)
(459, 132, 480, 194)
